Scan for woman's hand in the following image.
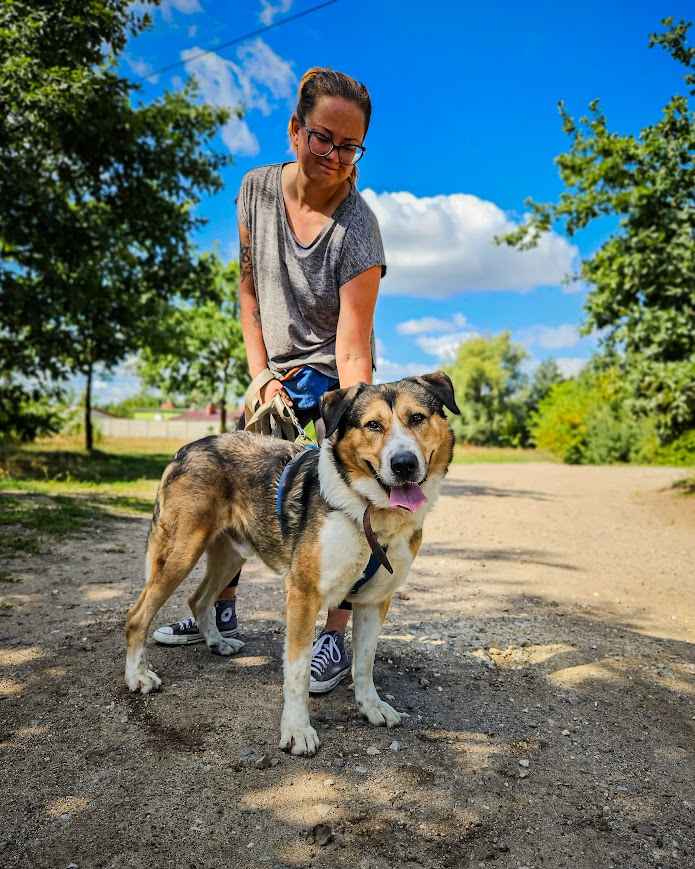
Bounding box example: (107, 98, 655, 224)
(261, 378, 293, 406)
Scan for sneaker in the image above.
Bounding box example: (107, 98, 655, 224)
(309, 630, 351, 694)
(152, 599, 239, 646)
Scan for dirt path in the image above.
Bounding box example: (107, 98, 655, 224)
(2, 463, 694, 869)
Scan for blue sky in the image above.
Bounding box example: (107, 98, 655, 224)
(97, 0, 692, 400)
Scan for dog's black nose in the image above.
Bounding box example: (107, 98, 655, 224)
(390, 451, 419, 480)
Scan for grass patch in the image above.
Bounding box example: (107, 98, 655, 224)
(0, 435, 181, 484)
(453, 444, 555, 464)
(0, 436, 173, 559)
(674, 476, 695, 496)
(0, 568, 22, 583)
(0, 491, 152, 559)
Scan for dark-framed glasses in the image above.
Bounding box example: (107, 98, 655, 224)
(304, 127, 366, 165)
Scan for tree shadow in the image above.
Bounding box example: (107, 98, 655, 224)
(2, 569, 694, 868)
(0, 491, 148, 559)
(441, 480, 553, 501)
(419, 543, 580, 572)
(0, 446, 174, 484)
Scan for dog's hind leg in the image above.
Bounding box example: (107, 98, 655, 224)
(188, 533, 246, 657)
(125, 522, 210, 694)
(279, 583, 321, 757)
(352, 602, 401, 728)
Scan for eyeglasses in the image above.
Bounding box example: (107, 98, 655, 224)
(304, 127, 366, 165)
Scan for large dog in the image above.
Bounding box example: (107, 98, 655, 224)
(125, 372, 460, 756)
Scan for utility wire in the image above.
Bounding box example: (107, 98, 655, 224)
(137, 0, 338, 82)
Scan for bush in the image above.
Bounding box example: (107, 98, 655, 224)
(647, 429, 695, 467)
(531, 379, 598, 463)
(531, 368, 654, 464)
(0, 382, 63, 443)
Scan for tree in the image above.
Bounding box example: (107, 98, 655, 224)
(446, 333, 529, 445)
(531, 365, 653, 464)
(139, 258, 250, 433)
(0, 1, 231, 449)
(498, 17, 695, 441)
(527, 359, 564, 410)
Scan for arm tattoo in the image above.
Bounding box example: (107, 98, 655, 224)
(252, 304, 262, 327)
(240, 243, 252, 281)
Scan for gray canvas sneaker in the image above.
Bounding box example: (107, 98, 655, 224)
(309, 630, 351, 694)
(152, 599, 238, 645)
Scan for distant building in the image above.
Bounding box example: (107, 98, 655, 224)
(172, 403, 242, 423)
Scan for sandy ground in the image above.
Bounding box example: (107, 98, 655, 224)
(1, 462, 694, 869)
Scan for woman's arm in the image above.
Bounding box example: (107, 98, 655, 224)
(336, 265, 381, 388)
(238, 222, 268, 378)
(238, 222, 287, 404)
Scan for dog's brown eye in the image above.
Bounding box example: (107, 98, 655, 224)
(365, 420, 383, 433)
(410, 413, 427, 426)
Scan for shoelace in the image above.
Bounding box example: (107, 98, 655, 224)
(311, 634, 342, 677)
(175, 615, 196, 631)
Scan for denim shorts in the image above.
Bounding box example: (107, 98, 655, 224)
(281, 367, 339, 428)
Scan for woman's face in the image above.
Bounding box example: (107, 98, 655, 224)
(291, 95, 366, 189)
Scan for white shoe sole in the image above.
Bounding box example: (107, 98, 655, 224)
(309, 666, 350, 694)
(152, 627, 239, 646)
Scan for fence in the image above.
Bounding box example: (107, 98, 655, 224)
(94, 416, 220, 440)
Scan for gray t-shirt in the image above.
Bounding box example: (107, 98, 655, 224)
(237, 162, 386, 379)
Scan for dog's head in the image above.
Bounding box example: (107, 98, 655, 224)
(320, 371, 460, 512)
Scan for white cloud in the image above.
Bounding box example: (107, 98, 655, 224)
(187, 24, 198, 37)
(125, 54, 160, 83)
(396, 312, 469, 336)
(259, 0, 293, 26)
(361, 189, 578, 299)
(415, 330, 479, 361)
(515, 324, 581, 351)
(555, 357, 589, 378)
(375, 357, 433, 384)
(182, 38, 295, 156)
(161, 0, 202, 21)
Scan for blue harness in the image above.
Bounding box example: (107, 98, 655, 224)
(275, 447, 386, 596)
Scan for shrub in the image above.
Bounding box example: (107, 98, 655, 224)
(531, 367, 654, 464)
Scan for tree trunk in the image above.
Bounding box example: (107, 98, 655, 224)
(220, 396, 227, 433)
(85, 363, 93, 452)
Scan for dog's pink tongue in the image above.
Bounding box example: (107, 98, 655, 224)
(389, 483, 427, 512)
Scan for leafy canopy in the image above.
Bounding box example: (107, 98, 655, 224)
(498, 18, 695, 440)
(0, 1, 231, 447)
(139, 257, 250, 432)
(445, 333, 529, 446)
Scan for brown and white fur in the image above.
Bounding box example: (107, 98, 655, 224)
(124, 371, 460, 756)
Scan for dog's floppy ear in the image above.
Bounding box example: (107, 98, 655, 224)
(321, 383, 366, 439)
(413, 371, 460, 415)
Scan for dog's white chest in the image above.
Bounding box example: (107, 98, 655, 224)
(318, 512, 370, 605)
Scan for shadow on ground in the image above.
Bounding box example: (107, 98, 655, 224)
(1, 522, 693, 869)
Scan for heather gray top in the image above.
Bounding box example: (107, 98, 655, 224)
(237, 162, 386, 379)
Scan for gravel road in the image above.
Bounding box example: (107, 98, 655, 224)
(1, 462, 694, 869)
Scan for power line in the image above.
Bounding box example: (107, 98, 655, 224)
(137, 0, 338, 82)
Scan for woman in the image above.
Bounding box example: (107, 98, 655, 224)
(153, 67, 386, 694)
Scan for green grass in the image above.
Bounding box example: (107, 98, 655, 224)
(452, 444, 556, 464)
(0, 436, 178, 559)
(674, 476, 695, 496)
(0, 435, 557, 560)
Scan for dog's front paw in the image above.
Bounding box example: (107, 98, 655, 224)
(208, 637, 245, 656)
(126, 668, 162, 694)
(358, 698, 401, 728)
(279, 719, 320, 756)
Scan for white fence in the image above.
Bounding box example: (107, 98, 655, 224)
(94, 416, 220, 440)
